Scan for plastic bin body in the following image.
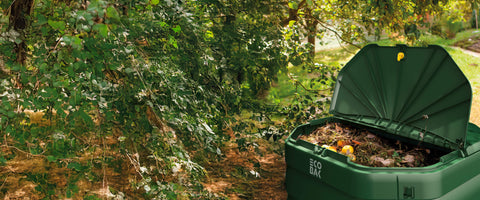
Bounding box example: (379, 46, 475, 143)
(285, 117, 480, 200)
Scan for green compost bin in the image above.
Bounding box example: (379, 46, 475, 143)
(285, 44, 480, 200)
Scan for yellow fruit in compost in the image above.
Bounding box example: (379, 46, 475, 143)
(327, 146, 337, 152)
(397, 52, 405, 61)
(337, 140, 347, 147)
(322, 145, 337, 152)
(348, 154, 356, 161)
(341, 145, 354, 155)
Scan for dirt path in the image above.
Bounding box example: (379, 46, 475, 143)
(456, 47, 480, 58)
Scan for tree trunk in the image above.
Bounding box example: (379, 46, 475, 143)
(305, 9, 317, 57)
(475, 10, 478, 29)
(8, 0, 34, 65)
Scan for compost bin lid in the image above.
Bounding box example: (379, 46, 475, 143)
(329, 44, 472, 150)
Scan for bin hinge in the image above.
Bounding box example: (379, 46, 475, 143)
(403, 186, 415, 199)
(313, 145, 325, 155)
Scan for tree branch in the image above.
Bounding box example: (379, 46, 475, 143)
(315, 19, 361, 49)
(288, 73, 331, 94)
(281, 0, 307, 26)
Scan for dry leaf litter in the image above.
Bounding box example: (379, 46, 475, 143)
(298, 122, 447, 167)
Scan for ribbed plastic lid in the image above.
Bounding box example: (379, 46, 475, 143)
(330, 44, 472, 150)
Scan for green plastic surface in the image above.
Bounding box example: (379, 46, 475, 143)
(285, 117, 480, 200)
(330, 44, 472, 150)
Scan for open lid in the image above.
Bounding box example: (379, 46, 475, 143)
(330, 44, 472, 150)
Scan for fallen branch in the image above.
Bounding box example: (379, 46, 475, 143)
(0, 144, 45, 157)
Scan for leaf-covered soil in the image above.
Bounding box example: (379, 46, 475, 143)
(202, 137, 287, 200)
(298, 122, 447, 167)
(0, 136, 143, 199)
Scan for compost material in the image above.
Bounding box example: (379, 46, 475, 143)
(298, 122, 447, 167)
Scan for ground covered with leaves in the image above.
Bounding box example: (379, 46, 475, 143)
(0, 136, 142, 199)
(0, 130, 288, 199)
(299, 122, 447, 167)
(202, 138, 287, 200)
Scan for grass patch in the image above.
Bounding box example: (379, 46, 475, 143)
(313, 45, 357, 67)
(422, 29, 480, 46)
(443, 47, 480, 90)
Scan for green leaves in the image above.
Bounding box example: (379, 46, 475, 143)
(288, 20, 296, 27)
(168, 35, 178, 48)
(106, 6, 121, 22)
(0, 0, 344, 198)
(47, 155, 57, 162)
(67, 162, 84, 171)
(93, 24, 109, 38)
(47, 20, 65, 31)
(306, 0, 313, 6)
(62, 35, 82, 50)
(0, 0, 227, 197)
(0, 157, 6, 166)
(151, 0, 160, 5)
(172, 25, 181, 33)
(288, 2, 298, 9)
(204, 30, 214, 39)
(33, 14, 48, 26)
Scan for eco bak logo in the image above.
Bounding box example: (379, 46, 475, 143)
(309, 158, 322, 179)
